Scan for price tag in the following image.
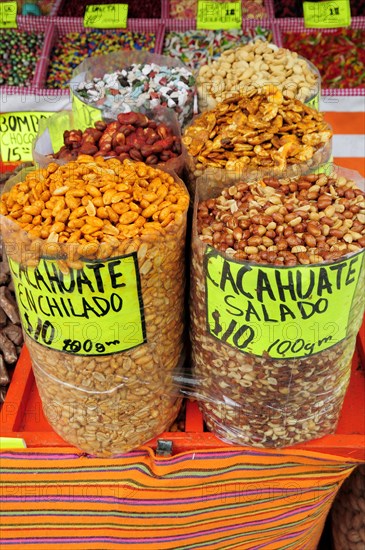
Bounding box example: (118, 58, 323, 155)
(303, 0, 351, 28)
(0, 438, 26, 449)
(8, 254, 146, 356)
(0, 112, 54, 162)
(197, 1, 242, 30)
(0, 1, 17, 28)
(71, 90, 103, 131)
(84, 3, 128, 28)
(205, 246, 364, 359)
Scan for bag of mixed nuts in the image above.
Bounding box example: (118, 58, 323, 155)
(331, 465, 365, 550)
(189, 166, 365, 448)
(182, 86, 332, 196)
(0, 158, 189, 456)
(33, 107, 186, 176)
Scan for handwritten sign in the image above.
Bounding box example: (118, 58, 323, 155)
(0, 112, 54, 162)
(197, 1, 242, 30)
(303, 0, 351, 28)
(8, 254, 146, 356)
(84, 3, 128, 28)
(205, 247, 364, 359)
(0, 1, 17, 28)
(71, 90, 102, 132)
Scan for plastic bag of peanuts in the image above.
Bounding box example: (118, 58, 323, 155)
(33, 107, 186, 177)
(0, 158, 190, 456)
(188, 166, 365, 448)
(331, 465, 365, 550)
(182, 85, 332, 196)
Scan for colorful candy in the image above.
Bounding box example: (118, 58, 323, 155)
(75, 64, 196, 127)
(59, 0, 160, 18)
(169, 0, 267, 19)
(283, 29, 365, 89)
(46, 30, 156, 89)
(0, 29, 44, 87)
(163, 27, 273, 71)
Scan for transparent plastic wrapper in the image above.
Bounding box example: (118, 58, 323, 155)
(188, 167, 365, 448)
(331, 465, 365, 550)
(183, 86, 332, 196)
(33, 107, 186, 176)
(0, 160, 189, 456)
(197, 42, 321, 112)
(69, 50, 196, 130)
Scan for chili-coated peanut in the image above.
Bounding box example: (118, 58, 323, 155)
(191, 171, 365, 448)
(1, 158, 189, 456)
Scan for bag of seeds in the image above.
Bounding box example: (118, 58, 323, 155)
(69, 50, 196, 130)
(33, 107, 186, 176)
(182, 86, 332, 196)
(331, 465, 365, 550)
(189, 166, 365, 448)
(0, 158, 190, 456)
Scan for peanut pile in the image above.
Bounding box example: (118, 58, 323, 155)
(190, 171, 365, 447)
(183, 86, 332, 184)
(1, 159, 189, 455)
(197, 41, 319, 111)
(197, 173, 365, 265)
(52, 112, 182, 167)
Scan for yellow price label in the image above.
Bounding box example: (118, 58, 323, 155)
(71, 91, 102, 132)
(205, 246, 364, 359)
(0, 1, 17, 28)
(0, 112, 54, 162)
(197, 1, 242, 30)
(0, 438, 26, 449)
(84, 3, 128, 28)
(8, 254, 146, 356)
(303, 0, 351, 28)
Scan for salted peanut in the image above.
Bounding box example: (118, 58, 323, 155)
(1, 158, 189, 456)
(197, 42, 319, 111)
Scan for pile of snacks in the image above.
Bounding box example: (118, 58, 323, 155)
(75, 63, 195, 128)
(49, 112, 182, 166)
(58, 0, 161, 17)
(191, 172, 365, 447)
(0, 29, 44, 86)
(183, 86, 332, 179)
(332, 465, 365, 550)
(163, 28, 272, 71)
(46, 30, 156, 89)
(197, 41, 319, 111)
(283, 29, 365, 89)
(169, 0, 267, 19)
(1, 158, 189, 455)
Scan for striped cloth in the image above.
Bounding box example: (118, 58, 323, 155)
(0, 447, 359, 549)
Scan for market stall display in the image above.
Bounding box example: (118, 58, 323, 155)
(190, 170, 365, 447)
(57, 0, 161, 18)
(46, 30, 157, 89)
(273, 0, 365, 18)
(282, 29, 365, 89)
(1, 158, 189, 455)
(196, 41, 320, 111)
(163, 27, 273, 71)
(168, 0, 268, 19)
(0, 28, 44, 87)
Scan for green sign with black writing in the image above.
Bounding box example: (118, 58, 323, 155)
(205, 247, 364, 359)
(8, 254, 146, 355)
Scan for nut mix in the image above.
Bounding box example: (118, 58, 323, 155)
(332, 465, 365, 550)
(190, 171, 365, 447)
(183, 86, 332, 188)
(197, 42, 319, 111)
(50, 112, 183, 168)
(1, 158, 189, 455)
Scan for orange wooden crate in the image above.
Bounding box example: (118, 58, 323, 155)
(1, 324, 365, 460)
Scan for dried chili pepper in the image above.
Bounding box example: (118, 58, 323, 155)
(283, 29, 365, 88)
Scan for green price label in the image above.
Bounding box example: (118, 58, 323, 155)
(8, 254, 146, 356)
(0, 1, 17, 28)
(71, 90, 102, 132)
(0, 112, 54, 162)
(197, 1, 242, 30)
(303, 0, 351, 28)
(205, 247, 364, 359)
(84, 3, 128, 28)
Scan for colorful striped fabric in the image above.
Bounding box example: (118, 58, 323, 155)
(0, 446, 359, 549)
